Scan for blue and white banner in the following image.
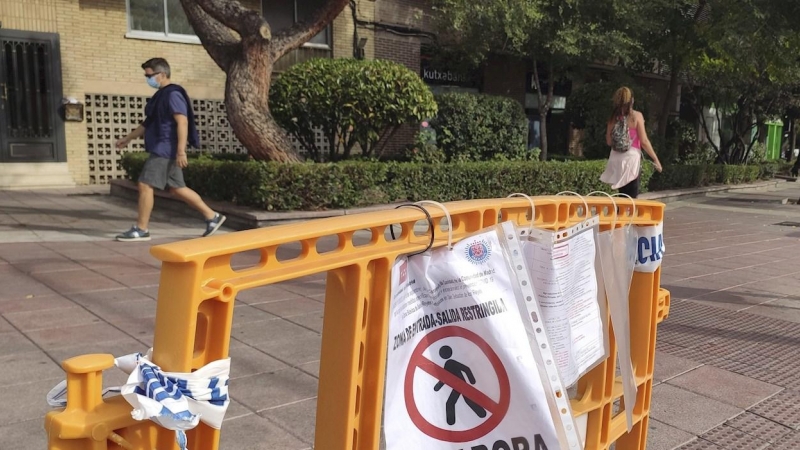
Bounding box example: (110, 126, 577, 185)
(635, 224, 665, 273)
(48, 349, 230, 450)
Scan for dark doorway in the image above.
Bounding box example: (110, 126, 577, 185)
(0, 29, 66, 162)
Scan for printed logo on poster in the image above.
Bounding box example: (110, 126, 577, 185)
(465, 239, 492, 265)
(399, 260, 409, 284)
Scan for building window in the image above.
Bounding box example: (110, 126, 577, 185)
(127, 0, 199, 43)
(262, 0, 331, 48)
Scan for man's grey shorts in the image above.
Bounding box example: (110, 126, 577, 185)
(138, 154, 186, 190)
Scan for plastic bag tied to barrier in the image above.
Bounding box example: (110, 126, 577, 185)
(47, 349, 231, 450)
(596, 201, 639, 432)
(385, 220, 582, 450)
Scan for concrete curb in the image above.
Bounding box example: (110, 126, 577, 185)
(109, 178, 788, 230)
(109, 179, 406, 230)
(639, 180, 783, 204)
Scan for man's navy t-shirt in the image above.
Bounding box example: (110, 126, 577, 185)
(144, 90, 188, 159)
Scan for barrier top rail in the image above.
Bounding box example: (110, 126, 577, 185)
(151, 196, 663, 264)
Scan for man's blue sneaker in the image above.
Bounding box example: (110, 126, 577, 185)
(203, 213, 226, 237)
(116, 226, 151, 242)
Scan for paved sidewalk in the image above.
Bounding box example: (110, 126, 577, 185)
(3, 184, 800, 449)
(651, 185, 800, 450)
(0, 185, 232, 243)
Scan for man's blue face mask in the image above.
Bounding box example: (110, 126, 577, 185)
(146, 73, 160, 89)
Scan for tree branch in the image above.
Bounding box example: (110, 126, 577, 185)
(689, 91, 721, 157)
(697, 110, 717, 154)
(546, 60, 555, 111)
(324, 131, 335, 162)
(532, 58, 545, 108)
(180, 0, 241, 70)
(271, 0, 350, 60)
(343, 130, 358, 159)
(293, 127, 320, 159)
(375, 125, 401, 158)
(193, 0, 269, 39)
(743, 124, 759, 162)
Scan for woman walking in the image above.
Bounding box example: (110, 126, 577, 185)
(601, 87, 662, 198)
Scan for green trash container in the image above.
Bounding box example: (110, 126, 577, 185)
(766, 120, 784, 160)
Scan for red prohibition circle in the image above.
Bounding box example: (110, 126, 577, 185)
(403, 325, 511, 443)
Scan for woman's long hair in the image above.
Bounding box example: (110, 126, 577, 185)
(609, 87, 634, 123)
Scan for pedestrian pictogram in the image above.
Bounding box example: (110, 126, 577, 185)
(404, 326, 511, 443)
(433, 345, 487, 425)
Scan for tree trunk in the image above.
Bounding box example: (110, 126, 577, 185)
(782, 113, 797, 161)
(539, 62, 557, 161)
(179, 0, 351, 163)
(539, 110, 548, 160)
(756, 117, 766, 144)
(532, 59, 552, 161)
(658, 59, 681, 138)
(225, 44, 300, 163)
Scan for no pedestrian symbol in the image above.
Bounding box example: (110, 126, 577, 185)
(404, 326, 511, 443)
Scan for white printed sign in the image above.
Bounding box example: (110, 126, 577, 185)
(521, 218, 607, 387)
(635, 223, 665, 273)
(385, 223, 562, 450)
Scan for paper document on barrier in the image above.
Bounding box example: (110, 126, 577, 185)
(521, 217, 606, 387)
(384, 222, 571, 450)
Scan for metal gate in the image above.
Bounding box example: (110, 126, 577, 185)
(0, 29, 66, 163)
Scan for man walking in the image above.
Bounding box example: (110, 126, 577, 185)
(115, 58, 225, 242)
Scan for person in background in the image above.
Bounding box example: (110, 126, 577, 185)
(601, 87, 663, 198)
(114, 58, 226, 242)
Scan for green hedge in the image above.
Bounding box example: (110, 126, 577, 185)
(648, 162, 789, 191)
(431, 92, 529, 162)
(122, 153, 652, 211)
(122, 153, 784, 211)
(758, 161, 794, 178)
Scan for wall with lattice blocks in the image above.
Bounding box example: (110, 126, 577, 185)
(85, 93, 325, 184)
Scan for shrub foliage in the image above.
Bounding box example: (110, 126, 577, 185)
(270, 58, 437, 162)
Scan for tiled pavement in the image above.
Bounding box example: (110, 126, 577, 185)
(0, 185, 232, 243)
(652, 187, 800, 450)
(4, 184, 800, 449)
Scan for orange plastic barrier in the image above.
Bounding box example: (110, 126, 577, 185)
(45, 196, 668, 450)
